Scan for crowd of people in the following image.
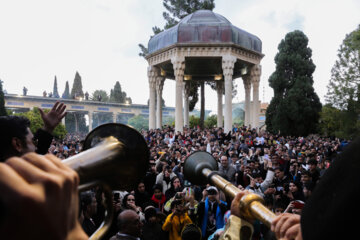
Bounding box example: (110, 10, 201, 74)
(76, 125, 349, 240)
(0, 103, 353, 240)
(48, 132, 85, 159)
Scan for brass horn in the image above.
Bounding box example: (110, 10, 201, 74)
(183, 151, 276, 238)
(63, 123, 149, 240)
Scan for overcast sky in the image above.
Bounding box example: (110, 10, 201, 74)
(1, 0, 359, 113)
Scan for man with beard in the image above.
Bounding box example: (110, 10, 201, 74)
(0, 102, 66, 161)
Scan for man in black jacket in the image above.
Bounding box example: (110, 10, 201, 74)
(0, 102, 66, 161)
(197, 186, 228, 238)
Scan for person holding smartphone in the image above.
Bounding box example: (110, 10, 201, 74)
(162, 199, 192, 240)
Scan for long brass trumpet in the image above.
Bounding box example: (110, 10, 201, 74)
(183, 151, 276, 239)
(63, 123, 149, 240)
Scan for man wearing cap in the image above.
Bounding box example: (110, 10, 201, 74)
(197, 186, 228, 239)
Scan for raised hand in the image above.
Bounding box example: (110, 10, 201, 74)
(39, 102, 67, 133)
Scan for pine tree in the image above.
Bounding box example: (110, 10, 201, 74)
(0, 80, 7, 116)
(62, 81, 70, 99)
(70, 72, 84, 99)
(53, 76, 60, 98)
(265, 30, 322, 136)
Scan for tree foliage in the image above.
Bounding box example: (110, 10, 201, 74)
(319, 104, 343, 138)
(62, 81, 70, 99)
(163, 116, 175, 126)
(189, 115, 200, 128)
(110, 81, 132, 104)
(70, 72, 84, 99)
(188, 81, 200, 111)
(91, 90, 109, 102)
(265, 30, 322, 136)
(204, 114, 217, 128)
(128, 115, 148, 131)
(162, 0, 215, 28)
(0, 80, 7, 116)
(322, 25, 360, 139)
(326, 24, 360, 110)
(53, 76, 60, 98)
(15, 108, 67, 139)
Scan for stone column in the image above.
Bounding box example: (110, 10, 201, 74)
(156, 76, 165, 129)
(242, 75, 252, 127)
(113, 112, 117, 123)
(216, 81, 224, 128)
(88, 111, 93, 132)
(171, 56, 185, 133)
(251, 65, 261, 129)
(61, 117, 66, 127)
(222, 55, 237, 133)
(183, 81, 190, 128)
(147, 66, 158, 130)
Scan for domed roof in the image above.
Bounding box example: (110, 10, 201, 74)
(148, 10, 262, 55)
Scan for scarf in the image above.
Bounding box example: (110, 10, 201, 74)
(201, 198, 226, 237)
(151, 194, 166, 212)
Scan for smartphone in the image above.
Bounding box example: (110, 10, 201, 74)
(293, 200, 305, 209)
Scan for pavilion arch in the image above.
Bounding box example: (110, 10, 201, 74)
(145, 10, 264, 132)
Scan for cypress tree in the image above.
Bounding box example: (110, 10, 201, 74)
(110, 89, 114, 102)
(0, 80, 7, 116)
(62, 81, 70, 99)
(113, 81, 123, 103)
(265, 30, 322, 136)
(53, 76, 60, 98)
(70, 72, 84, 99)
